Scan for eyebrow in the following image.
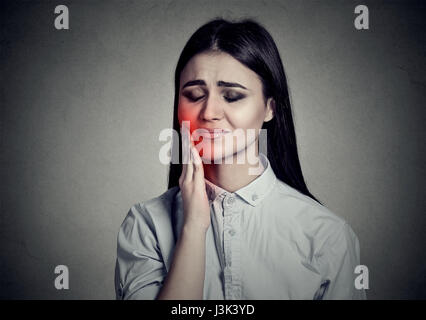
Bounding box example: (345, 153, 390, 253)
(182, 79, 248, 90)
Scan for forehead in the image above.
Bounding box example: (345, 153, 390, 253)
(180, 51, 262, 89)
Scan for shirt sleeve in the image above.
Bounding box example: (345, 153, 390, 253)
(114, 204, 167, 300)
(313, 221, 367, 300)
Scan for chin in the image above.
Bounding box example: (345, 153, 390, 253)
(198, 146, 247, 165)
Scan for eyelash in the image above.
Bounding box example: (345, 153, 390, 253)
(184, 93, 244, 103)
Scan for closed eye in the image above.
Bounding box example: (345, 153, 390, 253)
(182, 91, 245, 103)
(224, 93, 245, 103)
(183, 92, 205, 102)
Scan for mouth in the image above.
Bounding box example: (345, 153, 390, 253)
(198, 128, 232, 140)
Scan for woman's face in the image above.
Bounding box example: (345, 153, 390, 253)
(178, 51, 274, 163)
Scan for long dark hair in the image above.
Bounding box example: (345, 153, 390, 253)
(167, 17, 321, 205)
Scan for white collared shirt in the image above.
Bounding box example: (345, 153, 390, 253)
(115, 153, 366, 300)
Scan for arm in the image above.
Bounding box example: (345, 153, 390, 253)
(114, 204, 167, 300)
(156, 224, 207, 299)
(314, 222, 367, 300)
(157, 127, 211, 300)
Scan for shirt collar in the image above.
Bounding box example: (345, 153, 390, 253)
(204, 152, 277, 207)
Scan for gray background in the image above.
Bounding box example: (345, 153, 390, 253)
(1, 0, 425, 299)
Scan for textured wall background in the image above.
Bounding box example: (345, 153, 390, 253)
(1, 0, 425, 299)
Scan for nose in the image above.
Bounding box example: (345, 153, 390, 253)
(200, 93, 223, 122)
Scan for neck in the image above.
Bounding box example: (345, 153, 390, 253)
(203, 143, 263, 193)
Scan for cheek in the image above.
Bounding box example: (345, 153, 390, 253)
(231, 103, 265, 130)
(178, 103, 199, 134)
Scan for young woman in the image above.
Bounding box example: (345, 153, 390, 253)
(114, 18, 366, 300)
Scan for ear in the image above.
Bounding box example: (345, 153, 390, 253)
(264, 97, 275, 122)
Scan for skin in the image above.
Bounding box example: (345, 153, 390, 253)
(178, 50, 275, 192)
(157, 51, 274, 299)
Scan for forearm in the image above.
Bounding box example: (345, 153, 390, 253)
(156, 224, 207, 300)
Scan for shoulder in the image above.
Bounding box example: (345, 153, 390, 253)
(272, 179, 347, 226)
(270, 180, 359, 254)
(141, 186, 180, 217)
(119, 186, 180, 237)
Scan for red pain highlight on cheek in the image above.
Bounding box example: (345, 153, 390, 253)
(179, 105, 229, 160)
(179, 108, 202, 141)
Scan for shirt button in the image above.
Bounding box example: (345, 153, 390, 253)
(252, 194, 258, 201)
(233, 288, 240, 298)
(228, 229, 236, 236)
(226, 196, 235, 205)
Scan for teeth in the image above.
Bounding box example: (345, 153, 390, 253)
(197, 129, 231, 139)
(203, 131, 225, 139)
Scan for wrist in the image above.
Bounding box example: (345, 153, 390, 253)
(182, 223, 208, 237)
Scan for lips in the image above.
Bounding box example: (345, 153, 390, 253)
(198, 128, 232, 139)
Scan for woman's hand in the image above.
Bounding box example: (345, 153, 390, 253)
(157, 128, 209, 299)
(179, 124, 211, 233)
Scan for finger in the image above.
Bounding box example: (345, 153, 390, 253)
(191, 146, 205, 185)
(179, 147, 187, 188)
(181, 122, 191, 165)
(185, 139, 194, 182)
(179, 161, 186, 188)
(180, 121, 192, 185)
(183, 123, 193, 182)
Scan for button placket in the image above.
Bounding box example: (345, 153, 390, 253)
(223, 214, 233, 270)
(221, 193, 242, 300)
(223, 194, 235, 210)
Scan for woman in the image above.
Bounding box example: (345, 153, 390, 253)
(114, 18, 366, 300)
